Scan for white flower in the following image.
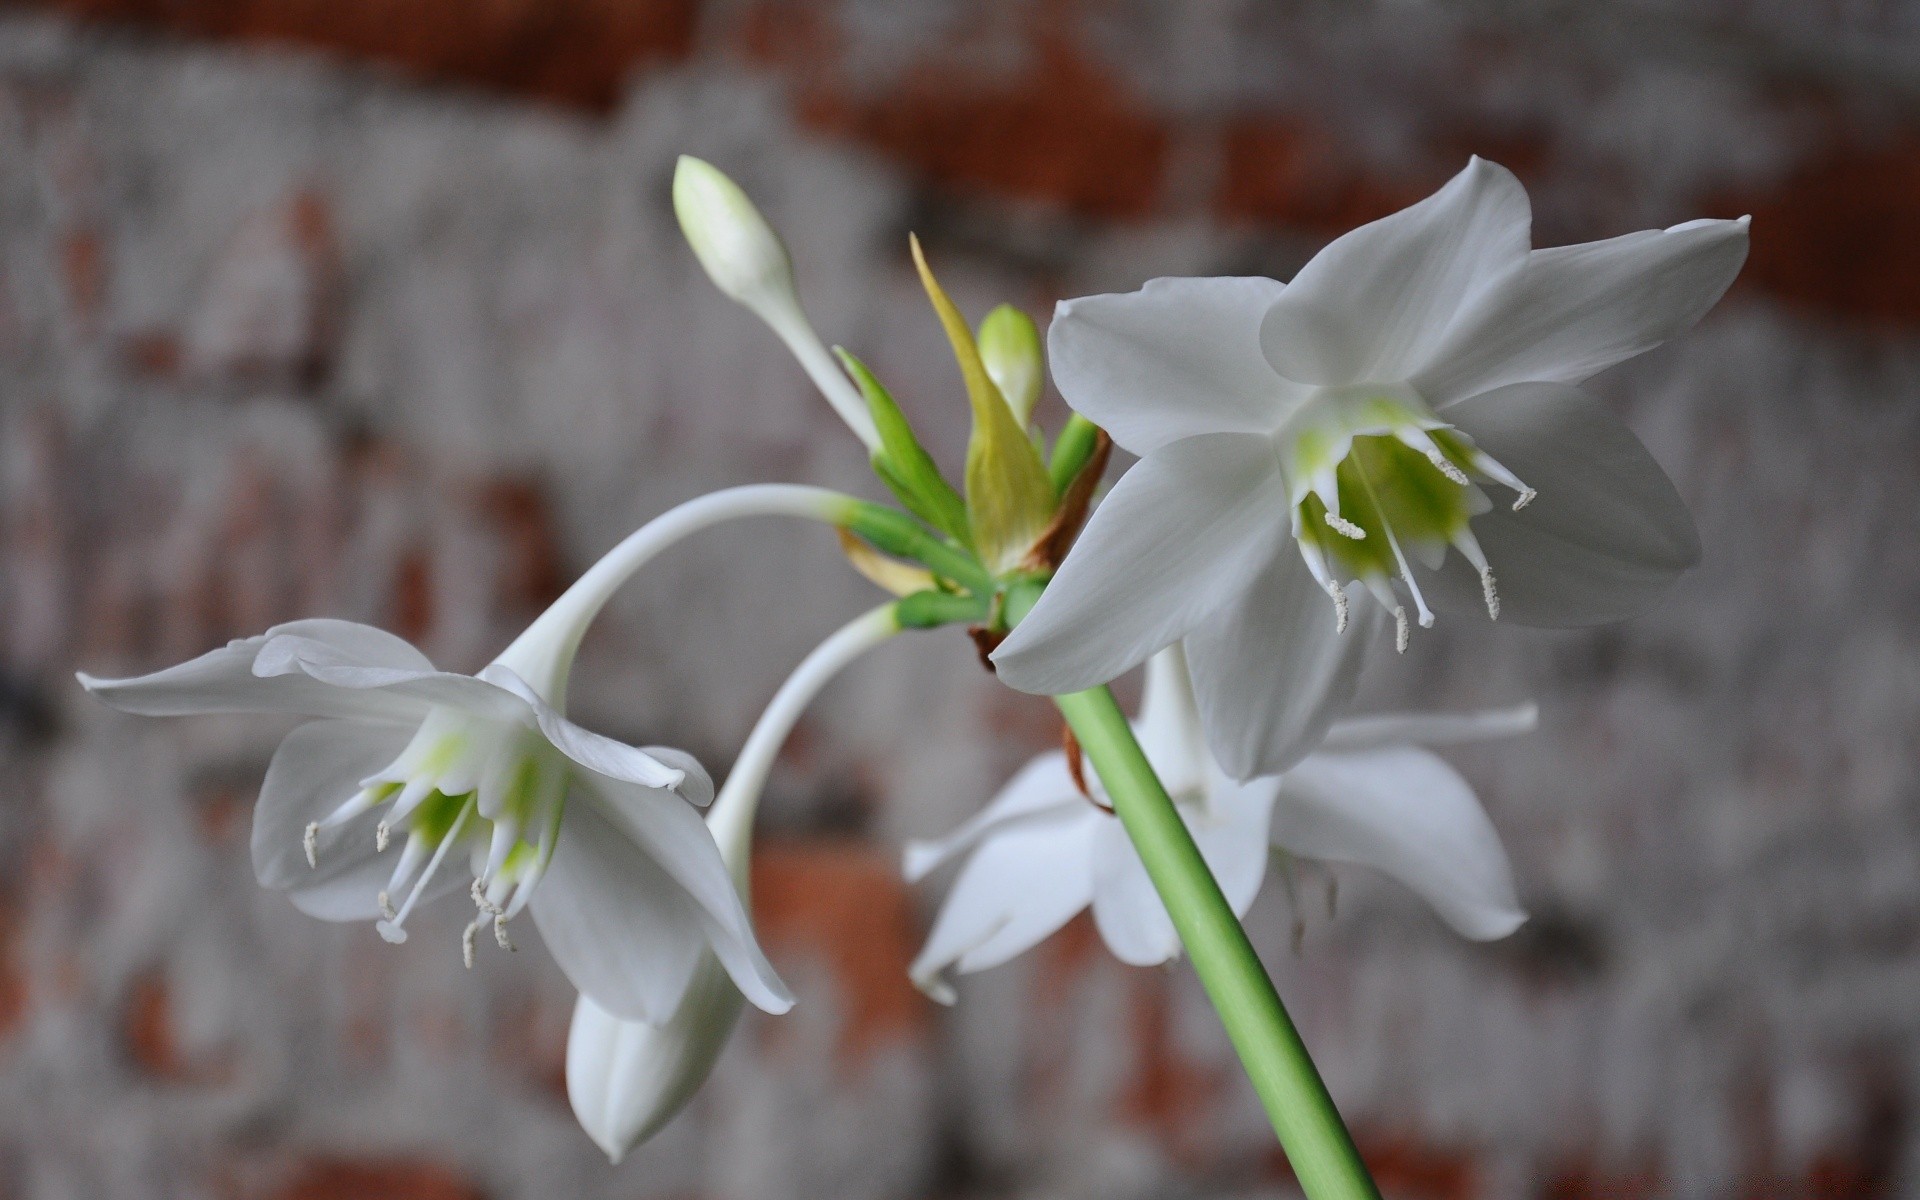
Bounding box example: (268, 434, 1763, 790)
(993, 157, 1747, 778)
(907, 646, 1530, 999)
(79, 612, 793, 1024)
(567, 604, 901, 1161)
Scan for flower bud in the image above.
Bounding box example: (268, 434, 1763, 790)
(977, 303, 1044, 426)
(672, 155, 797, 321)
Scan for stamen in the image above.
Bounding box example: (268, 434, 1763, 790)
(1393, 606, 1409, 653)
(1323, 511, 1366, 540)
(1465, 449, 1535, 511)
(377, 890, 397, 921)
(375, 822, 390, 853)
(1480, 567, 1501, 621)
(1513, 487, 1537, 511)
(303, 823, 319, 869)
(1326, 581, 1350, 634)
(493, 915, 515, 952)
(462, 919, 480, 969)
(377, 796, 476, 944)
(1425, 448, 1471, 485)
(1347, 443, 1435, 632)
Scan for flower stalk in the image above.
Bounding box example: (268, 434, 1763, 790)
(1053, 685, 1382, 1200)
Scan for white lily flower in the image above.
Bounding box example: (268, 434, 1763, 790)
(568, 605, 901, 1161)
(993, 157, 1747, 778)
(907, 646, 1529, 999)
(75, 484, 877, 1023)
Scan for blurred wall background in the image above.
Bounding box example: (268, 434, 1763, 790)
(0, 2, 1916, 1197)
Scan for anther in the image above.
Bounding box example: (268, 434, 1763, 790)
(377, 890, 398, 922)
(1323, 512, 1367, 540)
(303, 823, 319, 869)
(1393, 606, 1410, 654)
(462, 919, 480, 969)
(1480, 567, 1501, 621)
(1327, 581, 1350, 634)
(375, 822, 390, 853)
(1426, 448, 1471, 486)
(1513, 488, 1537, 511)
(493, 914, 515, 952)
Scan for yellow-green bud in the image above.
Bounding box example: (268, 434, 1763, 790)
(977, 304, 1044, 426)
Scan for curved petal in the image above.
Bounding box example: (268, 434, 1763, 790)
(1190, 776, 1281, 919)
(573, 773, 792, 1015)
(1320, 703, 1538, 754)
(909, 807, 1100, 1003)
(1133, 646, 1210, 796)
(270, 651, 530, 724)
(1416, 383, 1700, 626)
(1048, 276, 1300, 455)
(992, 432, 1291, 696)
(79, 619, 432, 723)
(1089, 816, 1181, 966)
(251, 718, 451, 921)
(531, 792, 710, 1023)
(479, 665, 700, 799)
(1417, 217, 1750, 406)
(903, 751, 1081, 883)
(1183, 549, 1383, 781)
(1259, 158, 1531, 386)
(1273, 747, 1525, 941)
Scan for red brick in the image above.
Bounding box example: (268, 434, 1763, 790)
(121, 970, 232, 1083)
(750, 839, 929, 1060)
(1216, 118, 1432, 236)
(25, 0, 695, 112)
(1119, 971, 1228, 1159)
(267, 1158, 484, 1200)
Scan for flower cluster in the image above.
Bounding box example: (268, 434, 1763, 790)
(79, 154, 1745, 1163)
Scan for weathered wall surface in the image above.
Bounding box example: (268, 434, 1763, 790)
(0, 3, 1916, 1197)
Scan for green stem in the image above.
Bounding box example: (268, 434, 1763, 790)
(1053, 686, 1381, 1200)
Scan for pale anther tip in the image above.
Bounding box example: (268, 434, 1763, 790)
(1513, 489, 1537, 512)
(302, 823, 319, 869)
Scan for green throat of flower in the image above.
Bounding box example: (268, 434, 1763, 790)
(301, 709, 569, 965)
(1283, 389, 1535, 651)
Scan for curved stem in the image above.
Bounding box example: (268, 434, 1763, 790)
(1054, 686, 1382, 1200)
(491, 484, 862, 705)
(708, 602, 901, 884)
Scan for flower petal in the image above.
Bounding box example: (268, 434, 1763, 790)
(909, 807, 1099, 1003)
(530, 793, 712, 1024)
(269, 649, 530, 723)
(574, 773, 792, 1015)
(903, 751, 1081, 883)
(480, 665, 700, 799)
(1048, 276, 1301, 456)
(1259, 158, 1531, 386)
(1417, 382, 1700, 626)
(1416, 217, 1750, 405)
(1089, 816, 1181, 966)
(992, 432, 1291, 696)
(251, 718, 457, 921)
(1274, 746, 1525, 941)
(1183, 550, 1383, 781)
(1189, 776, 1282, 919)
(1320, 703, 1538, 754)
(78, 619, 432, 723)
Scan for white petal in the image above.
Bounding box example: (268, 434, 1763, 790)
(270, 651, 531, 723)
(1417, 383, 1699, 626)
(1321, 703, 1538, 754)
(567, 965, 745, 1164)
(78, 619, 431, 723)
(1089, 816, 1181, 966)
(992, 433, 1291, 696)
(1189, 776, 1282, 919)
(480, 665, 701, 798)
(1132, 646, 1210, 796)
(1047, 276, 1301, 455)
(1274, 747, 1525, 941)
(1183, 550, 1384, 781)
(903, 751, 1081, 883)
(1259, 158, 1531, 386)
(573, 774, 792, 1015)
(909, 807, 1099, 1002)
(1417, 216, 1750, 405)
(530, 793, 712, 1024)
(251, 718, 440, 921)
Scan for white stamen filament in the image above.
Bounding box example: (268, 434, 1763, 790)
(377, 796, 476, 944)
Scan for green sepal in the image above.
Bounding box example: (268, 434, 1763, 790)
(835, 348, 970, 546)
(910, 236, 1056, 576)
(895, 588, 992, 629)
(997, 573, 1050, 632)
(1049, 413, 1102, 497)
(841, 501, 993, 597)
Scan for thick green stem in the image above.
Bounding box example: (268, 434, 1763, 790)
(1053, 686, 1381, 1200)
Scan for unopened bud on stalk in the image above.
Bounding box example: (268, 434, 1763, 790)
(977, 304, 1044, 426)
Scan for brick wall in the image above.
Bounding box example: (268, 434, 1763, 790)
(0, 3, 1916, 1197)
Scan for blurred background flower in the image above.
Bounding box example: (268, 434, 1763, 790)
(1, 2, 1917, 1198)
